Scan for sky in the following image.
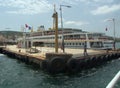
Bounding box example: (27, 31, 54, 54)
(0, 0, 120, 37)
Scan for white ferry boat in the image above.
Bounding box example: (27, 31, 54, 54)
(18, 28, 114, 50)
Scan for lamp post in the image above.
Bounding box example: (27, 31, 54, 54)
(108, 18, 116, 50)
(113, 18, 116, 50)
(60, 5, 71, 53)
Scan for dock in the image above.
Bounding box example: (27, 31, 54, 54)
(0, 45, 120, 74)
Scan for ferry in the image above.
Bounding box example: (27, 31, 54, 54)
(17, 28, 114, 50)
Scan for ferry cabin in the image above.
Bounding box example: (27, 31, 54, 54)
(17, 28, 113, 49)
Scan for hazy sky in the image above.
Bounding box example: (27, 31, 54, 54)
(0, 0, 120, 37)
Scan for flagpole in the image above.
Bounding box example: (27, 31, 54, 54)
(25, 26, 27, 52)
(25, 24, 28, 52)
(31, 26, 33, 48)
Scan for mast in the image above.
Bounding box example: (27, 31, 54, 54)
(52, 4, 58, 53)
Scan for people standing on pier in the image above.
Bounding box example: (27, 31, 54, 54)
(83, 41, 88, 56)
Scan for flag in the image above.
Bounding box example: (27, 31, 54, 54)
(28, 26, 32, 30)
(25, 24, 29, 28)
(25, 24, 32, 30)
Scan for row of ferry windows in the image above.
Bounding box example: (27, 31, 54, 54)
(34, 37, 86, 40)
(46, 43, 85, 46)
(34, 37, 61, 39)
(65, 43, 84, 46)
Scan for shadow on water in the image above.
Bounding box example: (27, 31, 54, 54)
(38, 58, 120, 88)
(40, 64, 105, 86)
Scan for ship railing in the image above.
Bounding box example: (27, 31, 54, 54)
(64, 38, 104, 40)
(106, 71, 120, 88)
(64, 38, 86, 40)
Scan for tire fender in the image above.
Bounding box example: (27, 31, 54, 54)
(67, 58, 79, 72)
(48, 57, 65, 73)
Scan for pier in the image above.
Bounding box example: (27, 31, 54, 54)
(0, 45, 120, 74)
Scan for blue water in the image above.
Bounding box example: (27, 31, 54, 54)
(0, 43, 120, 88)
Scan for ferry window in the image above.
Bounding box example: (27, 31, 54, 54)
(79, 43, 81, 45)
(73, 43, 74, 45)
(82, 43, 84, 45)
(70, 43, 71, 45)
(76, 43, 78, 45)
(64, 36, 66, 39)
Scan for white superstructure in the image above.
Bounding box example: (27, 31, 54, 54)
(17, 28, 114, 50)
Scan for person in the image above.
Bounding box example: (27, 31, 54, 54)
(83, 41, 88, 56)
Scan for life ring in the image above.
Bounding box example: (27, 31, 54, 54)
(48, 57, 65, 73)
(67, 58, 79, 72)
